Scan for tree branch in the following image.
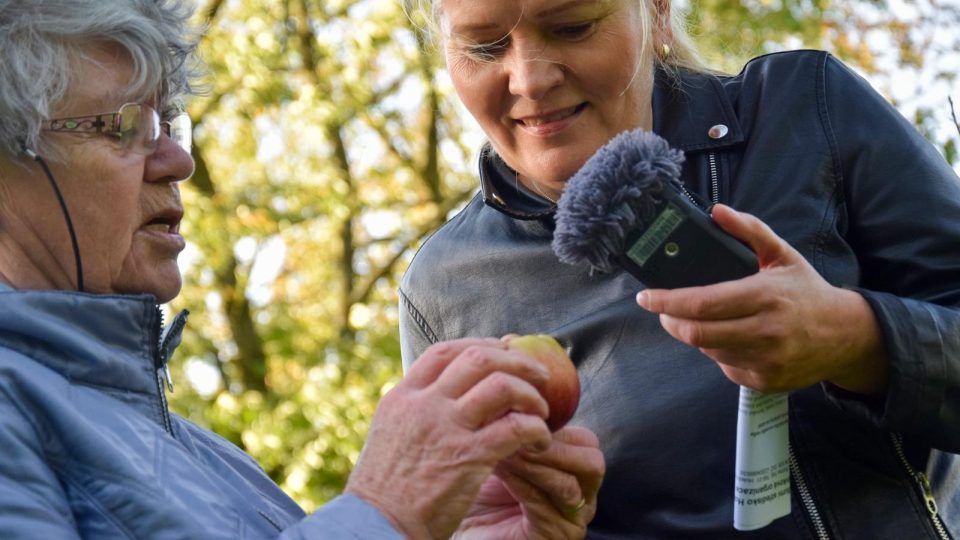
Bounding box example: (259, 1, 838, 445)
(349, 186, 478, 306)
(220, 255, 268, 393)
(408, 19, 444, 203)
(203, 0, 227, 28)
(188, 141, 268, 393)
(289, 0, 360, 339)
(950, 96, 960, 139)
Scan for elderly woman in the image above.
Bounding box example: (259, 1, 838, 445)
(398, 0, 960, 537)
(0, 1, 604, 538)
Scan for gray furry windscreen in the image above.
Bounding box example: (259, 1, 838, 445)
(552, 129, 685, 273)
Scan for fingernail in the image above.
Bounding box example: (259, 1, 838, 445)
(523, 439, 549, 453)
(636, 291, 649, 309)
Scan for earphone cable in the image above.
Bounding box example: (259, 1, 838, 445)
(28, 152, 85, 292)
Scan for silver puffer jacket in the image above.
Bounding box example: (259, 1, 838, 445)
(399, 51, 960, 539)
(0, 284, 401, 539)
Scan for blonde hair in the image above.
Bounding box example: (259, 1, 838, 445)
(401, 0, 711, 76)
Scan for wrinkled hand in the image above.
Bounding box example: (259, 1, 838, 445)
(636, 204, 888, 395)
(344, 338, 554, 539)
(454, 427, 604, 540)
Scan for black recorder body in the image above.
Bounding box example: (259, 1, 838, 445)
(618, 184, 758, 288)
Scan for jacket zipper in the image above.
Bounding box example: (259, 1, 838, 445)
(708, 152, 720, 204)
(153, 306, 174, 435)
(710, 152, 832, 539)
(678, 152, 721, 208)
(710, 143, 946, 539)
(789, 445, 831, 539)
(891, 434, 951, 539)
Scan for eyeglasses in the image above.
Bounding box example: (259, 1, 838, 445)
(44, 102, 192, 155)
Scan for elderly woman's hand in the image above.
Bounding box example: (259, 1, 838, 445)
(636, 204, 889, 395)
(454, 426, 604, 540)
(344, 338, 555, 539)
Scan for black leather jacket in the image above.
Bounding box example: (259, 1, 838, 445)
(399, 51, 960, 539)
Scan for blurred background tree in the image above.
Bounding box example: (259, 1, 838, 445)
(168, 0, 960, 511)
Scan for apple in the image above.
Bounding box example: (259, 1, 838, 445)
(504, 334, 581, 431)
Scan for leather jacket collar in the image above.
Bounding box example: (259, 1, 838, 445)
(480, 67, 746, 220)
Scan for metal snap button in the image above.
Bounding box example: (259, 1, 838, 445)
(708, 124, 729, 139)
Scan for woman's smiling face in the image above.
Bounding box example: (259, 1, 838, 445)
(440, 0, 655, 198)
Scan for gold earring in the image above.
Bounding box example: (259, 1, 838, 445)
(661, 43, 671, 58)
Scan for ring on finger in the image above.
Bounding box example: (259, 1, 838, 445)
(561, 497, 587, 519)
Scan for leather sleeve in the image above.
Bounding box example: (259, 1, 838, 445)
(820, 54, 960, 451)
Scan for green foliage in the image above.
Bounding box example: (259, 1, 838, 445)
(168, 0, 960, 513)
(170, 0, 478, 511)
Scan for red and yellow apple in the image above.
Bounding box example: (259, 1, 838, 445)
(504, 334, 581, 431)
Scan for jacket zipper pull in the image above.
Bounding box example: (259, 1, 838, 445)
(916, 472, 939, 515)
(157, 309, 190, 393)
(163, 363, 174, 392)
(890, 433, 950, 539)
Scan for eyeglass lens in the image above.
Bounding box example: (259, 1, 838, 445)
(117, 103, 159, 154)
(117, 103, 191, 155)
(165, 114, 192, 154)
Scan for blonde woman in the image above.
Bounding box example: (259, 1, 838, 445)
(399, 0, 960, 537)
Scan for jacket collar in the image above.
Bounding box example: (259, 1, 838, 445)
(479, 145, 557, 220)
(0, 284, 187, 395)
(651, 67, 744, 151)
(480, 67, 744, 219)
